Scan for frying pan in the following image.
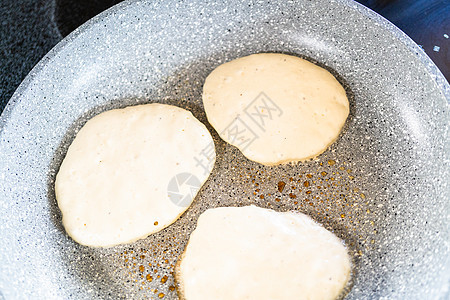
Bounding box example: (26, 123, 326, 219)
(0, 0, 448, 299)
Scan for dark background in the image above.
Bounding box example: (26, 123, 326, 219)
(0, 0, 449, 114)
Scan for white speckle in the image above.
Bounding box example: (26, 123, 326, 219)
(444, 34, 449, 39)
(433, 46, 440, 52)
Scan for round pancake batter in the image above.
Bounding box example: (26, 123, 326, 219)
(202, 53, 349, 165)
(176, 205, 351, 300)
(55, 103, 215, 247)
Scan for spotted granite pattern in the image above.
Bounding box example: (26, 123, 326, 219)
(0, 0, 449, 299)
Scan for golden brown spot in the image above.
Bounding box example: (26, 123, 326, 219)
(277, 181, 286, 193)
(328, 159, 336, 166)
(161, 275, 168, 283)
(259, 194, 265, 199)
(146, 274, 153, 282)
(289, 193, 297, 199)
(139, 265, 145, 272)
(158, 293, 165, 298)
(306, 191, 312, 194)
(154, 221, 159, 226)
(275, 198, 281, 202)
(303, 181, 310, 187)
(169, 286, 175, 291)
(306, 174, 313, 179)
(321, 171, 327, 176)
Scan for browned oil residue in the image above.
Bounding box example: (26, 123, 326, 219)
(277, 181, 286, 192)
(303, 181, 310, 188)
(289, 193, 297, 199)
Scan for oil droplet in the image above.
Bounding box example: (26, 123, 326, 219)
(277, 181, 286, 192)
(139, 265, 145, 272)
(275, 198, 281, 202)
(158, 292, 165, 298)
(306, 174, 313, 179)
(289, 193, 297, 199)
(328, 159, 336, 166)
(321, 171, 327, 176)
(169, 286, 175, 291)
(161, 275, 168, 283)
(154, 221, 159, 226)
(146, 274, 153, 282)
(303, 181, 310, 187)
(259, 194, 265, 199)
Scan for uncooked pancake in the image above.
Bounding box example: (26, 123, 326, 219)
(55, 103, 215, 247)
(202, 53, 349, 165)
(175, 205, 351, 300)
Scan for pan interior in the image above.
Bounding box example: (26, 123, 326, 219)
(0, 0, 448, 299)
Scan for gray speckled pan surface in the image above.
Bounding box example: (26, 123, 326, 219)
(0, 0, 449, 299)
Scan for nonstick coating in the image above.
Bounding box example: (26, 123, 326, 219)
(0, 0, 448, 299)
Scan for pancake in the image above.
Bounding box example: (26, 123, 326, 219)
(55, 103, 215, 247)
(202, 53, 349, 165)
(175, 205, 351, 300)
